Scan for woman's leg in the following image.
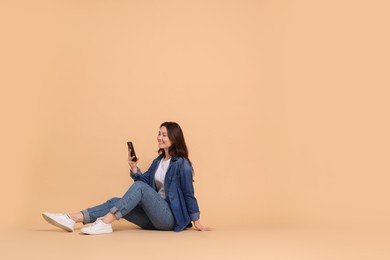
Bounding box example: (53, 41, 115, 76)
(83, 202, 155, 229)
(121, 205, 155, 230)
(77, 196, 156, 229)
(44, 181, 172, 233)
(80, 197, 120, 224)
(107, 181, 174, 230)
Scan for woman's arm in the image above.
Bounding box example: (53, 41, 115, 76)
(179, 160, 200, 220)
(179, 159, 211, 231)
(128, 151, 156, 185)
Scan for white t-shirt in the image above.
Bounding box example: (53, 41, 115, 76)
(154, 158, 171, 199)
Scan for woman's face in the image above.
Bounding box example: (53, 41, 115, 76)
(157, 126, 172, 150)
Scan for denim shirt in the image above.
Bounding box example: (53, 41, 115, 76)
(130, 155, 200, 231)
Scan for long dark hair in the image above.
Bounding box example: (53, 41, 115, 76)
(158, 122, 192, 167)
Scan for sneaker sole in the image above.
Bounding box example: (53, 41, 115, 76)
(42, 213, 74, 232)
(80, 230, 113, 235)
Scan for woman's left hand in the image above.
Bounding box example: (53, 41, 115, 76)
(128, 149, 138, 172)
(193, 220, 212, 231)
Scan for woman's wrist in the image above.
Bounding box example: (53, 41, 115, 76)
(130, 167, 138, 173)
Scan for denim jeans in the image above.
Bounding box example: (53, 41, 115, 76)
(81, 181, 175, 230)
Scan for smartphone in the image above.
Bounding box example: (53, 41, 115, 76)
(127, 142, 138, 162)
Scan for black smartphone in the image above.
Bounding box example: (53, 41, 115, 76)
(127, 142, 138, 162)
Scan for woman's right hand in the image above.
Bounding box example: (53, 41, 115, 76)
(193, 220, 212, 231)
(128, 149, 138, 173)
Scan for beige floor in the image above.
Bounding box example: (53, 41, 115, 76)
(1, 222, 390, 260)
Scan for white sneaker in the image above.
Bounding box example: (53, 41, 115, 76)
(80, 218, 113, 235)
(42, 212, 75, 232)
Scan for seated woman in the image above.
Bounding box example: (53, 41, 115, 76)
(42, 121, 210, 234)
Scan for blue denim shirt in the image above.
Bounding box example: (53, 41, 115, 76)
(130, 155, 200, 231)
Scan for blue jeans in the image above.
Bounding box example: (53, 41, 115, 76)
(81, 181, 175, 230)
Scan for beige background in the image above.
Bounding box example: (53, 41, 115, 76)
(1, 0, 389, 235)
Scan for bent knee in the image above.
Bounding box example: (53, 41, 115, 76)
(133, 181, 149, 189)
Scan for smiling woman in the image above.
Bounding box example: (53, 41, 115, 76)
(42, 122, 211, 234)
(157, 124, 173, 153)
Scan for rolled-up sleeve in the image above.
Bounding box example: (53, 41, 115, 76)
(130, 168, 142, 181)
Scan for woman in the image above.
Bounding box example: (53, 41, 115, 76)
(42, 122, 210, 234)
